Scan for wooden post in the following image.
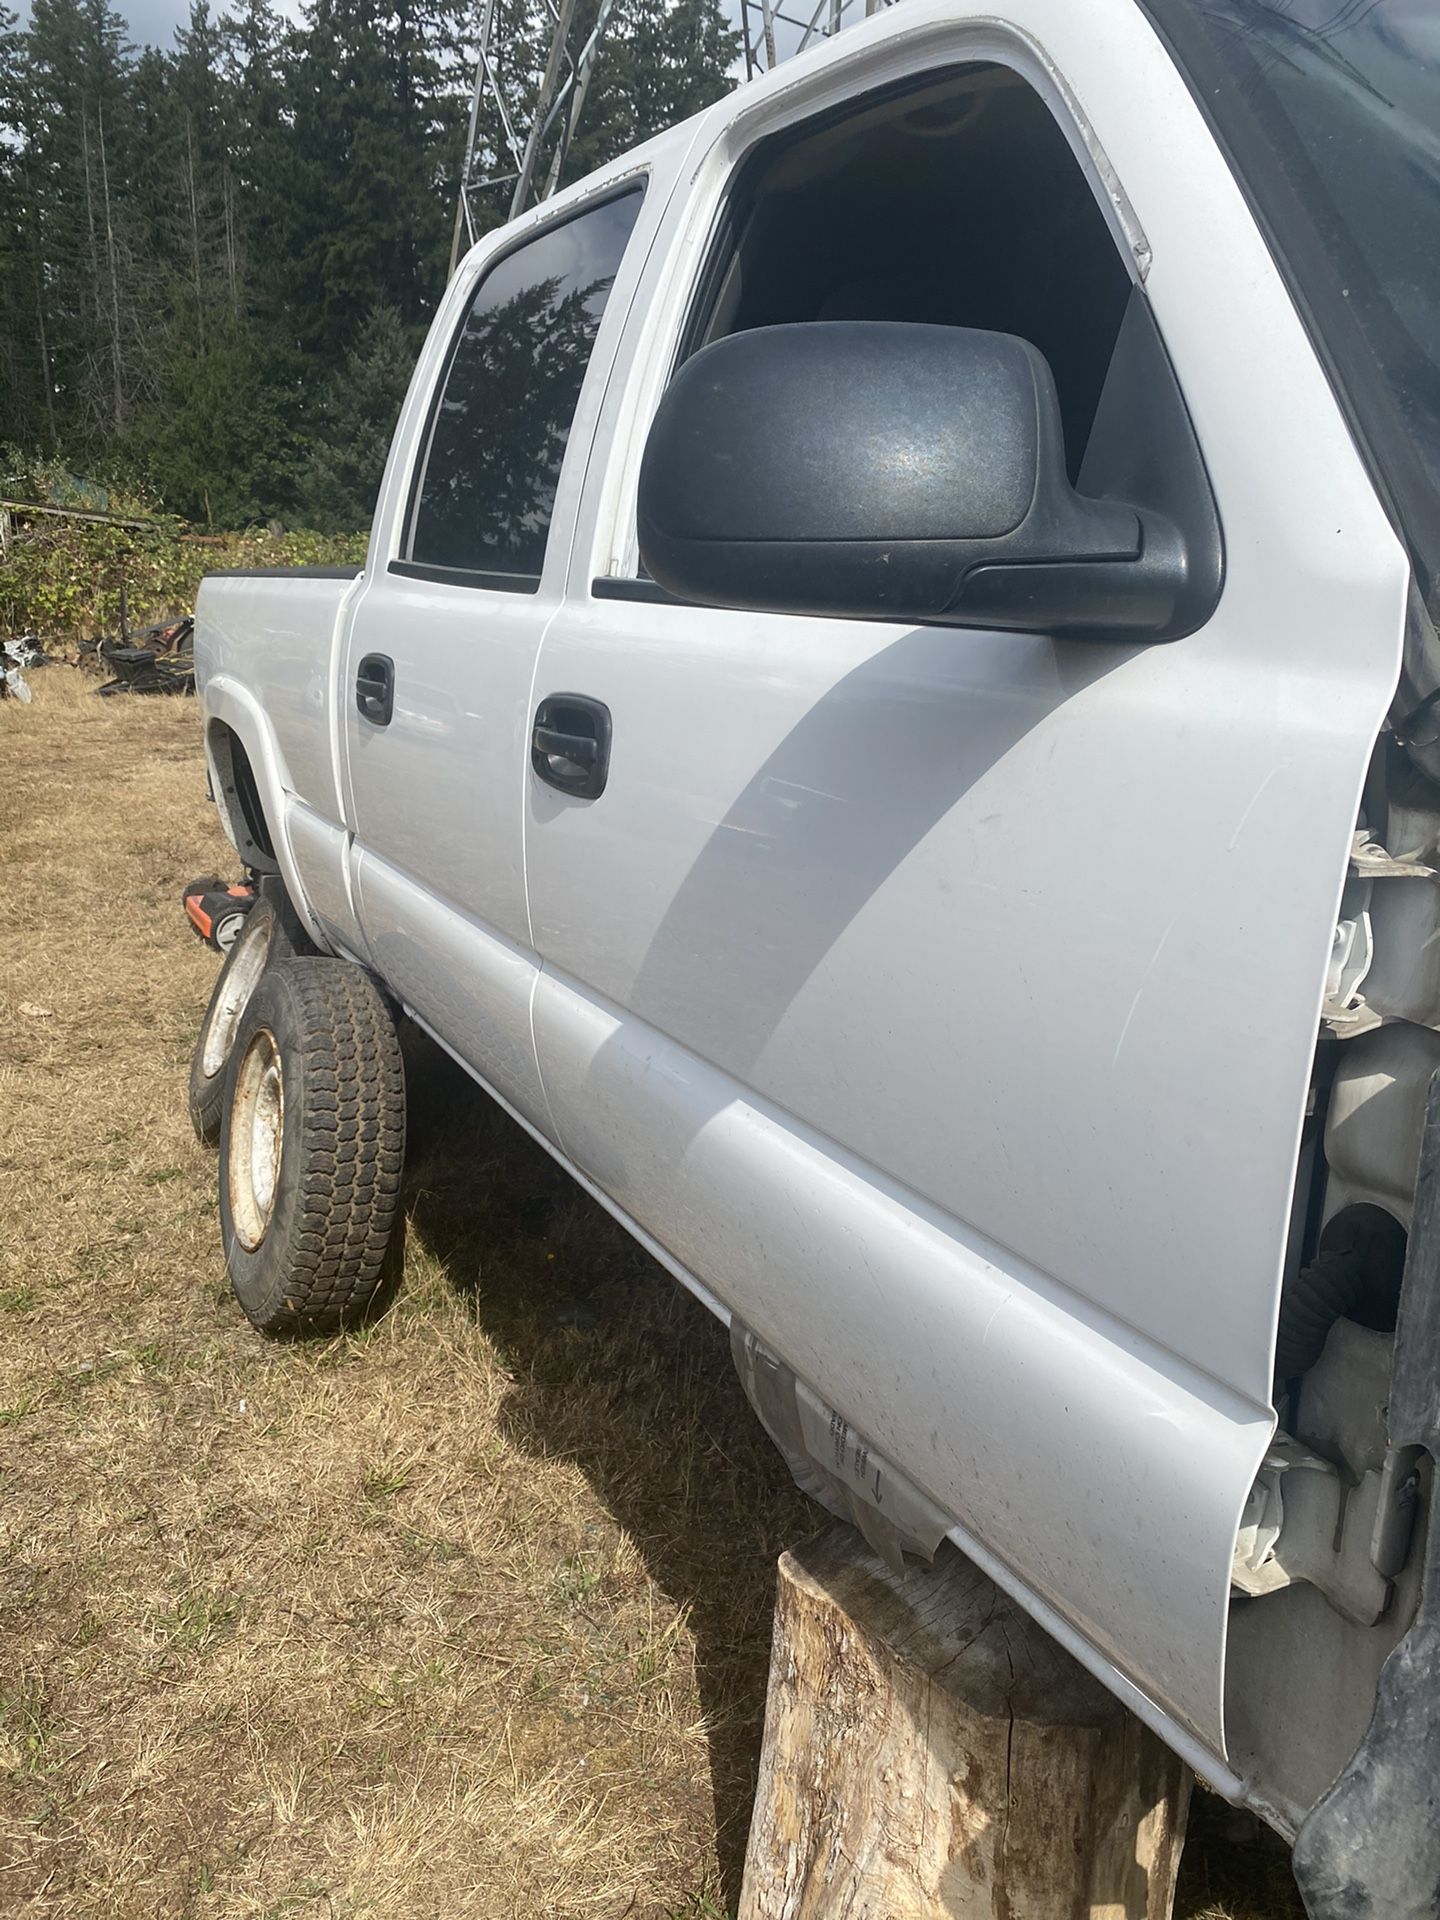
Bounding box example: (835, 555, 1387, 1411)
(740, 1528, 1191, 1919)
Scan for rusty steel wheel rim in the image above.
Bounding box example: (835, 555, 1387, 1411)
(228, 1026, 284, 1251)
(202, 918, 271, 1080)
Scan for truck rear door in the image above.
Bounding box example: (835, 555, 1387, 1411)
(336, 177, 654, 1131)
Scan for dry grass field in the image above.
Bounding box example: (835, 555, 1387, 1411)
(0, 666, 1304, 1918)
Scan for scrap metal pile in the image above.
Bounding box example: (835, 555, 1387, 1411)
(0, 635, 52, 702)
(3, 488, 198, 702)
(86, 616, 196, 696)
(2, 616, 196, 703)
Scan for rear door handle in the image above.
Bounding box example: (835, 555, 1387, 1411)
(531, 694, 611, 799)
(356, 653, 394, 726)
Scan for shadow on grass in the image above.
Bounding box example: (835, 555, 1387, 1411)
(399, 1031, 817, 1911)
(400, 1032, 1306, 1920)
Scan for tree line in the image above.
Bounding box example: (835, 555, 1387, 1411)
(0, 0, 737, 527)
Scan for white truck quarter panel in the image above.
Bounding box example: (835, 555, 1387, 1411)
(525, 0, 1414, 1763)
(194, 572, 358, 828)
(195, 668, 348, 956)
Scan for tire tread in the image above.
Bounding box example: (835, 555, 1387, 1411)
(221, 960, 405, 1336)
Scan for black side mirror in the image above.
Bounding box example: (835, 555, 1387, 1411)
(637, 320, 1214, 641)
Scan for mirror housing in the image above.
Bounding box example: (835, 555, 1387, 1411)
(637, 321, 1210, 641)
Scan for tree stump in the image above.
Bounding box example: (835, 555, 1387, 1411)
(739, 1527, 1191, 1919)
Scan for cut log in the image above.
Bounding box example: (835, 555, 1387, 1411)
(740, 1527, 1191, 1919)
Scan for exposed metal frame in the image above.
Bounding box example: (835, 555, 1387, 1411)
(449, 0, 904, 275)
(739, 0, 894, 82)
(449, 0, 620, 276)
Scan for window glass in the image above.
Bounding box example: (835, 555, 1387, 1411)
(1157, 1, 1440, 539)
(409, 186, 643, 580)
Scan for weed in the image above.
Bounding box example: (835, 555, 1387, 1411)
(149, 1589, 240, 1654)
(0, 1674, 51, 1778)
(361, 1457, 416, 1502)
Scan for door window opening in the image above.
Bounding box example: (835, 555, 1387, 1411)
(689, 65, 1132, 484)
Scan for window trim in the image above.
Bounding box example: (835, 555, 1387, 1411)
(389, 559, 541, 594)
(591, 575, 685, 606)
(401, 177, 648, 592)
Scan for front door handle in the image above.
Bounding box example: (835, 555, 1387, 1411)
(532, 693, 611, 799)
(356, 653, 394, 726)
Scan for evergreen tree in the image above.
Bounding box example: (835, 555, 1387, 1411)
(300, 303, 418, 527)
(170, 0, 241, 331)
(23, 0, 142, 442)
(217, 0, 286, 270)
(0, 0, 737, 524)
(0, 2, 46, 446)
(565, 0, 737, 183)
(276, 0, 470, 358)
(127, 312, 305, 523)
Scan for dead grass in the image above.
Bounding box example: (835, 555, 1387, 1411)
(0, 667, 1303, 1917)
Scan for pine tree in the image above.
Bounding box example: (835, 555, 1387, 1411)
(170, 0, 239, 332)
(217, 0, 288, 290)
(22, 0, 141, 444)
(0, 0, 739, 522)
(121, 1, 262, 504)
(0, 1, 49, 446)
(564, 0, 737, 183)
(126, 311, 306, 524)
(300, 303, 419, 528)
(276, 0, 471, 359)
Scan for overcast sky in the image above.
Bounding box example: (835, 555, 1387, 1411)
(113, 0, 207, 46)
(19, 0, 756, 52)
(9, 0, 292, 45)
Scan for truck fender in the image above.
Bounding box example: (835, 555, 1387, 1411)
(202, 674, 330, 953)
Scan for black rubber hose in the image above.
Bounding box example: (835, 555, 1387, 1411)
(1274, 1209, 1407, 1383)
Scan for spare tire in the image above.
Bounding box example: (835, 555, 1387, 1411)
(188, 896, 298, 1144)
(219, 959, 405, 1337)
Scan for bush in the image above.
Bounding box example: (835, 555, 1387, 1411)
(0, 514, 366, 643)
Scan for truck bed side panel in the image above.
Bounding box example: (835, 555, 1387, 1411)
(194, 571, 361, 829)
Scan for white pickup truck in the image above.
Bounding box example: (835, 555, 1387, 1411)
(191, 1, 1440, 1908)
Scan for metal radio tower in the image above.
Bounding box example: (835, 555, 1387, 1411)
(449, 0, 901, 275)
(449, 0, 618, 275)
(739, 0, 891, 80)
